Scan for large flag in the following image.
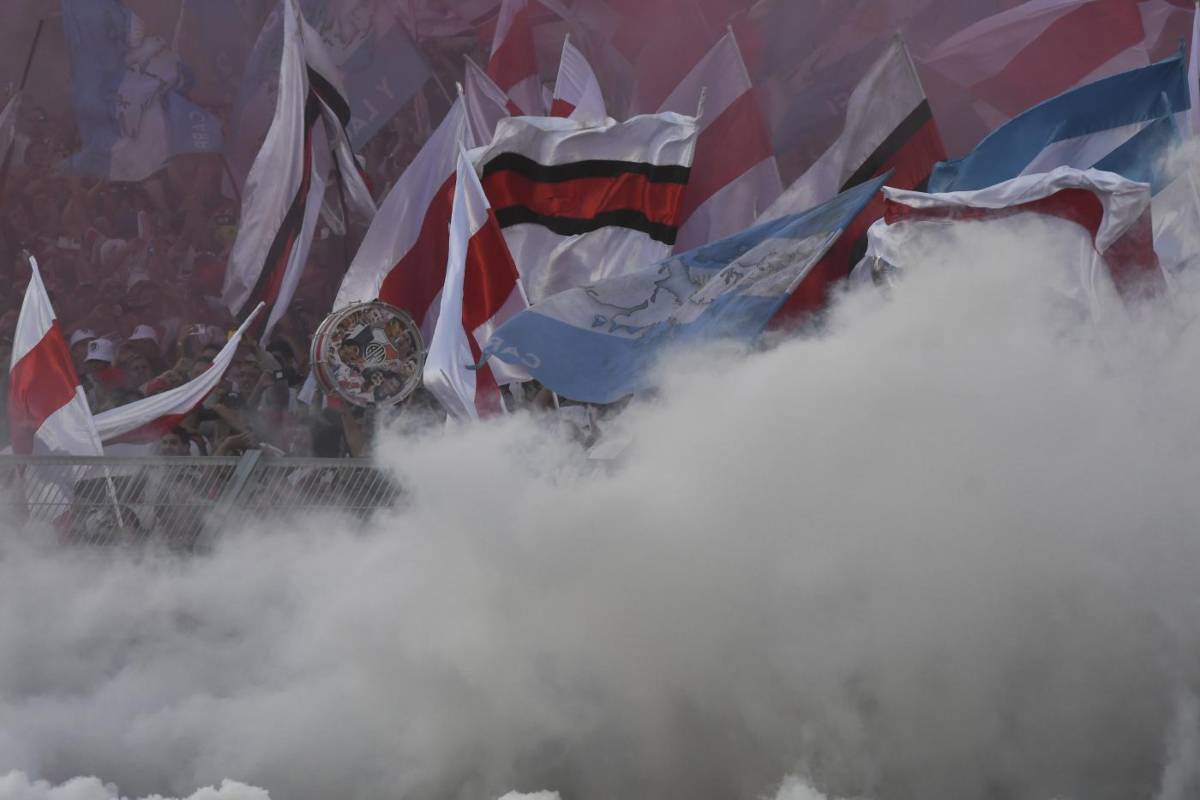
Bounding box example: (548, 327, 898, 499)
(929, 54, 1190, 194)
(93, 305, 265, 445)
(657, 31, 782, 252)
(334, 99, 470, 339)
(488, 0, 545, 116)
(223, 0, 376, 343)
(172, 0, 270, 108)
(230, 0, 431, 178)
(762, 38, 944, 219)
(863, 166, 1163, 305)
(8, 257, 103, 457)
(483, 175, 887, 404)
(550, 35, 607, 124)
(424, 148, 528, 421)
(476, 112, 700, 304)
(918, 0, 1153, 154)
(1189, 0, 1200, 136)
(61, 0, 225, 182)
(464, 55, 512, 147)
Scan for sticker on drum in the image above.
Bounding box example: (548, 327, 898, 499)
(310, 302, 424, 408)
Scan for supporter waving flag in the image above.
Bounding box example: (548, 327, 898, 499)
(476, 112, 700, 304)
(483, 175, 887, 405)
(424, 147, 528, 421)
(92, 305, 265, 446)
(929, 54, 1189, 194)
(8, 256, 103, 457)
(223, 0, 376, 343)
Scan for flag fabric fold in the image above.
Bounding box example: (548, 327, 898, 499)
(61, 0, 224, 182)
(483, 175, 887, 404)
(488, 0, 545, 116)
(929, 54, 1190, 194)
(424, 147, 528, 420)
(658, 31, 782, 252)
(93, 304, 265, 445)
(8, 257, 103, 456)
(333, 99, 471, 339)
(475, 112, 700, 304)
(864, 167, 1163, 305)
(464, 55, 512, 147)
(551, 36, 608, 124)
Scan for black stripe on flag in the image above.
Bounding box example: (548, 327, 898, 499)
(306, 66, 352, 129)
(482, 152, 691, 185)
(839, 100, 934, 193)
(496, 206, 679, 245)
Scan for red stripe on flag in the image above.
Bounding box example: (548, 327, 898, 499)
(482, 170, 688, 228)
(488, 4, 539, 94)
(378, 175, 458, 328)
(549, 98, 576, 118)
(462, 208, 520, 418)
(7, 321, 81, 455)
(969, 0, 1145, 117)
(678, 88, 775, 224)
(107, 413, 189, 446)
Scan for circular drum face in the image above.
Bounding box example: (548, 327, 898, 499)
(310, 302, 424, 408)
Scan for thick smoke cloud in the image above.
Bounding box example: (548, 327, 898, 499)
(5, 216, 1200, 800)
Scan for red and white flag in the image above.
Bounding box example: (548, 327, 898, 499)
(334, 99, 470, 339)
(488, 0, 545, 116)
(464, 55, 512, 147)
(862, 166, 1164, 306)
(550, 35, 607, 124)
(918, 0, 1151, 153)
(765, 37, 947, 328)
(223, 0, 375, 343)
(476, 112, 700, 303)
(92, 304, 265, 446)
(8, 256, 103, 457)
(424, 147, 528, 421)
(657, 31, 782, 252)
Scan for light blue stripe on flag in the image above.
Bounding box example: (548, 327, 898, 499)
(484, 175, 887, 404)
(930, 55, 1189, 194)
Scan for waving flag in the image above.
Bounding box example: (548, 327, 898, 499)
(172, 0, 269, 108)
(865, 167, 1163, 305)
(8, 257, 103, 457)
(94, 305, 265, 445)
(223, 0, 375, 343)
(61, 0, 224, 182)
(488, 0, 545, 116)
(464, 55, 512, 147)
(425, 148, 528, 421)
(476, 112, 700, 304)
(929, 54, 1189, 194)
(551, 35, 607, 124)
(658, 31, 782, 252)
(918, 0, 1151, 154)
(484, 175, 886, 404)
(334, 99, 470, 338)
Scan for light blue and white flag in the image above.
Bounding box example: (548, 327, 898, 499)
(483, 175, 887, 404)
(929, 54, 1189, 196)
(61, 0, 224, 182)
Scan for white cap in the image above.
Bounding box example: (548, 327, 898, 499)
(69, 328, 97, 348)
(129, 324, 158, 344)
(85, 338, 115, 364)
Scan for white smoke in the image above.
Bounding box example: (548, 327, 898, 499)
(4, 213, 1200, 799)
(0, 772, 267, 800)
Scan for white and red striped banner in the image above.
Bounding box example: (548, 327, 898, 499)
(657, 31, 781, 252)
(488, 0, 545, 116)
(8, 256, 103, 456)
(550, 35, 607, 124)
(93, 304, 265, 446)
(425, 146, 528, 420)
(475, 112, 700, 303)
(334, 99, 470, 340)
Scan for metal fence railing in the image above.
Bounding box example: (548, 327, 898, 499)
(0, 452, 402, 549)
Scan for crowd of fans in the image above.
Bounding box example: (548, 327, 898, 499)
(0, 76, 468, 460)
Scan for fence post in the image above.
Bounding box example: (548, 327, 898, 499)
(213, 449, 263, 518)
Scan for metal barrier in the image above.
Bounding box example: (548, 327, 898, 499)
(0, 452, 402, 549)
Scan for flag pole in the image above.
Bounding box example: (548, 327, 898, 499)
(219, 154, 244, 206)
(18, 19, 45, 91)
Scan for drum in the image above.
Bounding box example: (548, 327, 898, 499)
(310, 302, 424, 408)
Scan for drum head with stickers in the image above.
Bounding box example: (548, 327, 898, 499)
(310, 302, 424, 408)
